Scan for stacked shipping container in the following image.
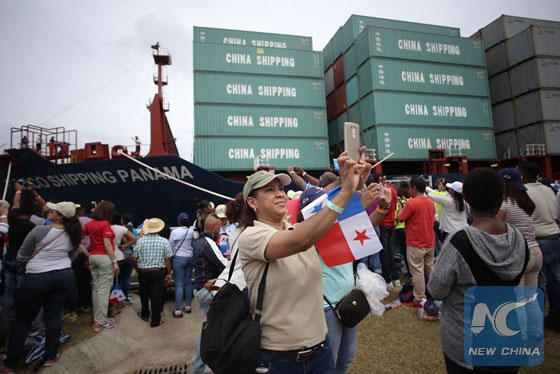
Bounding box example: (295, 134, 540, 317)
(323, 15, 496, 162)
(193, 27, 329, 171)
(474, 15, 560, 160)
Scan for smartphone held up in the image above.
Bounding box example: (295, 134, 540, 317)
(343, 122, 360, 161)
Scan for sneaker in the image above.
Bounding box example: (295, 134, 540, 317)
(183, 306, 192, 314)
(63, 312, 78, 322)
(125, 297, 134, 305)
(173, 310, 183, 318)
(392, 280, 401, 288)
(92, 322, 104, 332)
(92, 318, 115, 332)
(43, 354, 60, 367)
(0, 363, 14, 374)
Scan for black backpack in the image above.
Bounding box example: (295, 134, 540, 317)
(200, 248, 269, 374)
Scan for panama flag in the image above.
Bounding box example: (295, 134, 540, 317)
(301, 186, 382, 266)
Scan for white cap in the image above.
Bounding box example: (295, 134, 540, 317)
(214, 204, 227, 219)
(445, 181, 463, 194)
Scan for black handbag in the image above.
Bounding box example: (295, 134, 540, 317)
(324, 289, 370, 328)
(324, 274, 370, 328)
(201, 247, 269, 374)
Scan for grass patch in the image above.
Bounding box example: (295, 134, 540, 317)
(350, 290, 559, 374)
(60, 312, 96, 351)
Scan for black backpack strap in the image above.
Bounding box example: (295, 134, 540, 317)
(227, 247, 239, 282)
(450, 230, 530, 286)
(254, 262, 270, 324)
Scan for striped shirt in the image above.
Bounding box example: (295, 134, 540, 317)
(133, 234, 173, 269)
(500, 198, 537, 247)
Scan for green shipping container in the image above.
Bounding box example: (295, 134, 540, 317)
(193, 26, 313, 50)
(362, 126, 496, 160)
(347, 102, 363, 126)
(194, 72, 326, 107)
(193, 43, 323, 78)
(343, 44, 358, 81)
(194, 137, 329, 171)
(346, 76, 359, 106)
(331, 27, 345, 66)
(194, 104, 328, 137)
(355, 27, 485, 69)
(328, 112, 347, 146)
(342, 15, 460, 53)
(323, 39, 333, 70)
(359, 91, 492, 129)
(357, 58, 490, 98)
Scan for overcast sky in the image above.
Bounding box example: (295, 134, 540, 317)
(1, 0, 559, 161)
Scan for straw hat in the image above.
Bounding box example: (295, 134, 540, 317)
(143, 218, 165, 234)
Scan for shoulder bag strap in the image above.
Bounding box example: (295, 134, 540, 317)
(173, 227, 191, 256)
(254, 262, 270, 324)
(323, 295, 336, 311)
(26, 230, 66, 264)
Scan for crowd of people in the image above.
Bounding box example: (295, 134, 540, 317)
(0, 152, 558, 373)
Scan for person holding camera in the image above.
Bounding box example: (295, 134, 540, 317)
(2, 201, 81, 372)
(3, 183, 36, 321)
(239, 150, 366, 374)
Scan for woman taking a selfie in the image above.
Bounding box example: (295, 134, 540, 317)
(239, 151, 366, 374)
(2, 202, 81, 372)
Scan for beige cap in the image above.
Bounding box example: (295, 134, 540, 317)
(46, 201, 76, 219)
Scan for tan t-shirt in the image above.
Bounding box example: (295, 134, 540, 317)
(239, 220, 327, 351)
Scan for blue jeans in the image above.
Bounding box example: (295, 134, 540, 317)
(324, 307, 356, 374)
(537, 236, 560, 315)
(378, 226, 399, 282)
(192, 288, 212, 374)
(257, 336, 334, 374)
(3, 269, 74, 369)
(172, 256, 193, 310)
(118, 258, 134, 298)
(2, 260, 20, 320)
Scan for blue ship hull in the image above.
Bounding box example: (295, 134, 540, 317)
(1, 149, 244, 225)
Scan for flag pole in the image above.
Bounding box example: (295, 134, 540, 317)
(371, 153, 394, 169)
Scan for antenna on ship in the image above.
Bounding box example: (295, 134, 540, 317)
(146, 42, 179, 157)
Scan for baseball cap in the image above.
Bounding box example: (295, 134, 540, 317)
(299, 186, 326, 210)
(177, 212, 189, 223)
(46, 201, 76, 219)
(445, 181, 463, 194)
(242, 170, 291, 201)
(214, 204, 227, 219)
(499, 168, 527, 191)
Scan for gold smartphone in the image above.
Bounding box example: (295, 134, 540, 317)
(344, 122, 360, 161)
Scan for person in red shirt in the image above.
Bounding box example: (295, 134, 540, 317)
(82, 201, 119, 332)
(398, 177, 435, 305)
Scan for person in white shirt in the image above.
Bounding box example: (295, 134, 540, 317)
(169, 213, 194, 317)
(426, 181, 468, 241)
(519, 161, 560, 332)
